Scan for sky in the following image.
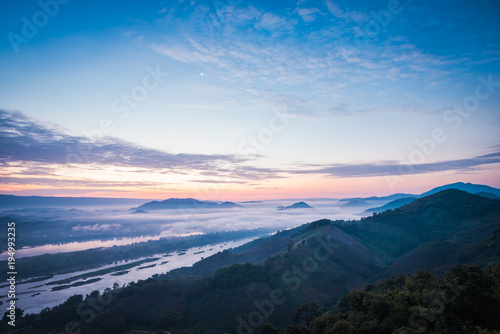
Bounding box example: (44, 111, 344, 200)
(0, 0, 499, 200)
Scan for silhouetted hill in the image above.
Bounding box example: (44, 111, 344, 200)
(341, 199, 370, 207)
(340, 182, 500, 203)
(346, 189, 500, 259)
(16, 189, 500, 334)
(134, 198, 243, 210)
(364, 197, 417, 213)
(277, 201, 313, 210)
(420, 181, 500, 197)
(477, 192, 500, 200)
(339, 192, 416, 202)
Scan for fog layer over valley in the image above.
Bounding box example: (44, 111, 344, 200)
(2, 184, 495, 320)
(0, 196, 376, 314)
(0, 198, 368, 254)
(4, 189, 500, 333)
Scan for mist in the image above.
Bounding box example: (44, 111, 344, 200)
(0, 198, 376, 258)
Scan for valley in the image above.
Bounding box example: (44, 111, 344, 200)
(1, 186, 499, 333)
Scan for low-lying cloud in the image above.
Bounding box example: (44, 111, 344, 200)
(72, 223, 122, 232)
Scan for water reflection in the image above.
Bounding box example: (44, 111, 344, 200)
(2, 238, 254, 314)
(0, 235, 164, 260)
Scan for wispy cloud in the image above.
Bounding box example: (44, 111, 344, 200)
(2, 109, 498, 190)
(324, 0, 368, 23)
(0, 176, 165, 189)
(296, 7, 321, 23)
(292, 153, 500, 178)
(149, 0, 474, 119)
(0, 109, 243, 171)
(254, 12, 298, 31)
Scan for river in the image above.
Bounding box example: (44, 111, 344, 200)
(1, 238, 255, 314)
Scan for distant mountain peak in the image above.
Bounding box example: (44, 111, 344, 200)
(364, 197, 417, 213)
(277, 201, 313, 210)
(134, 198, 243, 210)
(398, 188, 500, 215)
(341, 199, 370, 207)
(420, 182, 500, 197)
(340, 182, 500, 204)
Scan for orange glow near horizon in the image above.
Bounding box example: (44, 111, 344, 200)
(2, 165, 499, 201)
(1, 161, 499, 201)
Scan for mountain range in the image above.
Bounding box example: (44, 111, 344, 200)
(18, 189, 500, 333)
(1, 182, 498, 212)
(419, 182, 500, 197)
(342, 182, 500, 203)
(364, 197, 419, 213)
(362, 182, 500, 213)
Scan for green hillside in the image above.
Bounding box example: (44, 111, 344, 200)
(4, 190, 500, 334)
(283, 264, 500, 334)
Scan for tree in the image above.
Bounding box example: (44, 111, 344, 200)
(261, 323, 281, 334)
(294, 302, 320, 329)
(1, 307, 24, 328)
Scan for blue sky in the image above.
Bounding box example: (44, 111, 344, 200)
(0, 0, 499, 199)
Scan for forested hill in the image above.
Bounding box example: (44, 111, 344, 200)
(5, 189, 500, 334)
(134, 198, 243, 210)
(277, 263, 500, 334)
